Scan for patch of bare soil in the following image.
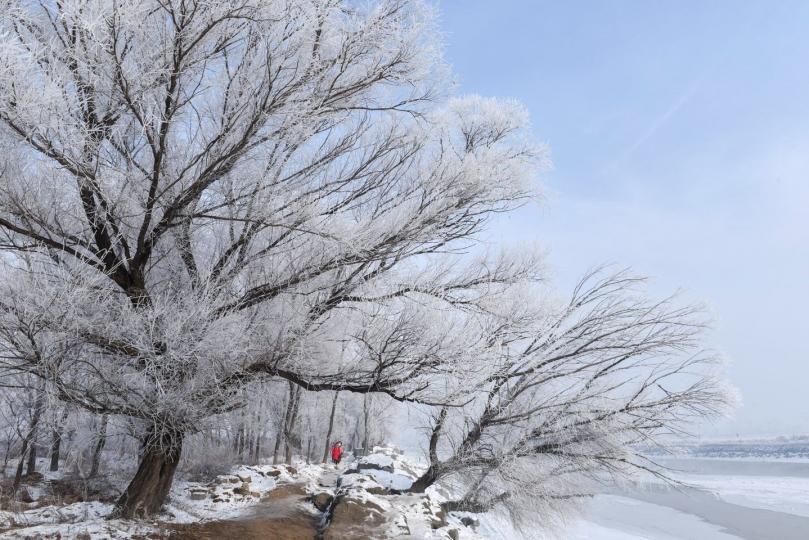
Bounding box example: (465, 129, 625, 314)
(162, 483, 318, 540)
(165, 514, 318, 540)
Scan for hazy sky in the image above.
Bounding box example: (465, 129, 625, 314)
(439, 1, 809, 437)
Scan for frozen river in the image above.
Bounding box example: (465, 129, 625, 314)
(573, 458, 809, 540)
(476, 456, 809, 539)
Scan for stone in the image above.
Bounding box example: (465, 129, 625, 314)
(356, 457, 394, 474)
(312, 492, 334, 512)
(215, 474, 240, 484)
(447, 529, 460, 540)
(285, 465, 298, 475)
(17, 488, 34, 503)
(460, 516, 479, 528)
(234, 482, 252, 496)
(237, 474, 252, 483)
(431, 508, 447, 529)
(366, 485, 389, 496)
(189, 489, 209, 501)
(265, 469, 282, 477)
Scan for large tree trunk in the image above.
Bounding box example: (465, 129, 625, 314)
(322, 391, 340, 463)
(89, 414, 108, 478)
(409, 465, 439, 493)
(113, 427, 183, 519)
(408, 408, 447, 493)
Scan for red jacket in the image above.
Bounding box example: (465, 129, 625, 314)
(331, 445, 343, 461)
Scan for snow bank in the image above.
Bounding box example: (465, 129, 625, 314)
(0, 500, 111, 529)
(165, 463, 297, 522)
(0, 501, 157, 540)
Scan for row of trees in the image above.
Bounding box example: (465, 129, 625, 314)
(1, 380, 390, 484)
(0, 0, 731, 526)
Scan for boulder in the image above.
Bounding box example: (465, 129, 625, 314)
(356, 455, 394, 474)
(324, 496, 387, 539)
(234, 482, 252, 496)
(265, 469, 282, 478)
(312, 492, 334, 512)
(237, 474, 252, 483)
(447, 529, 460, 540)
(285, 465, 298, 475)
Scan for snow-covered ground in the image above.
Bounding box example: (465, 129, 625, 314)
(4, 444, 809, 539)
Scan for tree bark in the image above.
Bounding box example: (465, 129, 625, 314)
(272, 434, 281, 465)
(2, 437, 13, 475)
(440, 491, 509, 513)
(112, 427, 183, 518)
(322, 391, 340, 463)
(252, 431, 261, 464)
(408, 408, 447, 493)
(50, 407, 71, 472)
(14, 387, 45, 490)
(236, 425, 245, 459)
(26, 433, 38, 476)
(363, 394, 370, 454)
(409, 464, 439, 493)
(283, 382, 301, 464)
(89, 414, 108, 477)
(274, 383, 293, 465)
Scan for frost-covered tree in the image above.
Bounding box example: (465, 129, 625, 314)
(408, 269, 732, 528)
(0, 0, 544, 517)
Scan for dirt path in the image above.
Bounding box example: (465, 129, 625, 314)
(163, 483, 320, 540)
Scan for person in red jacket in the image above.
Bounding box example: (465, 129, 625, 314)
(330, 441, 344, 465)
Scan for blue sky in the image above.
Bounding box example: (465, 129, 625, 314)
(438, 1, 809, 437)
